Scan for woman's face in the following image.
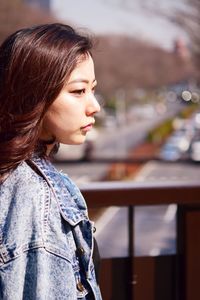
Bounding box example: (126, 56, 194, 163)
(41, 54, 100, 145)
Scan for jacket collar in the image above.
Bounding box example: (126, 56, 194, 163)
(30, 157, 88, 226)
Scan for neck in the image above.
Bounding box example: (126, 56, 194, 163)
(0, 172, 9, 183)
(46, 143, 56, 156)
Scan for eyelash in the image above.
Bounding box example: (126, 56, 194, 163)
(71, 87, 96, 95)
(71, 89, 86, 95)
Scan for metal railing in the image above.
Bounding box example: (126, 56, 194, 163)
(81, 181, 200, 300)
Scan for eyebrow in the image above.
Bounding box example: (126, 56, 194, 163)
(67, 78, 97, 85)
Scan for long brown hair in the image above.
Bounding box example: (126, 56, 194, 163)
(0, 23, 93, 174)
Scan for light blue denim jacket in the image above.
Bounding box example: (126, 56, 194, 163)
(0, 157, 102, 300)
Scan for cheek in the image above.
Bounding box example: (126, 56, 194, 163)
(42, 96, 85, 137)
(43, 108, 79, 135)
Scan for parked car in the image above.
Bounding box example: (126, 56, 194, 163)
(188, 132, 200, 162)
(159, 131, 191, 161)
(189, 140, 200, 162)
(159, 143, 182, 161)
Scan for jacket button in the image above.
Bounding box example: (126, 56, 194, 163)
(76, 247, 85, 256)
(77, 281, 85, 292)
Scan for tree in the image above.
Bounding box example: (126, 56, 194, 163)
(174, 0, 200, 75)
(0, 0, 55, 42)
(99, 1, 199, 77)
(93, 34, 194, 98)
(141, 0, 200, 79)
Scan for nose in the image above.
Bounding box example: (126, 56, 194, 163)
(86, 93, 101, 116)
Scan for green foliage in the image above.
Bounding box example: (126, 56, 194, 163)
(147, 104, 199, 144)
(147, 119, 174, 144)
(104, 99, 117, 111)
(178, 103, 199, 119)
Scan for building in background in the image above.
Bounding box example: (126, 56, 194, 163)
(24, 0, 50, 11)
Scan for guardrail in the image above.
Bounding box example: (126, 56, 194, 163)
(81, 181, 200, 300)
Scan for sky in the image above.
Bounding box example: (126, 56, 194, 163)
(51, 0, 188, 50)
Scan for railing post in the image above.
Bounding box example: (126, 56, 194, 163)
(177, 205, 200, 300)
(177, 205, 185, 300)
(128, 205, 135, 300)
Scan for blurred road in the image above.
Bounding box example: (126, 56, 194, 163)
(94, 102, 182, 159)
(93, 161, 200, 258)
(95, 204, 176, 258)
(134, 160, 200, 183)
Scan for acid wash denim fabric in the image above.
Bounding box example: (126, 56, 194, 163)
(0, 157, 102, 300)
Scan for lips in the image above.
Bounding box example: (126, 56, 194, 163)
(81, 122, 94, 131)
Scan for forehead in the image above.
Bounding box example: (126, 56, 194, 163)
(67, 54, 95, 82)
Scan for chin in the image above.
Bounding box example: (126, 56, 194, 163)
(62, 137, 86, 145)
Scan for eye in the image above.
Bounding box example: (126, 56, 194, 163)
(71, 89, 86, 95)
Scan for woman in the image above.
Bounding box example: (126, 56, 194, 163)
(0, 23, 102, 300)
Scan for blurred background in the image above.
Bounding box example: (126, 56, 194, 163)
(1, 1, 199, 179)
(1, 1, 200, 298)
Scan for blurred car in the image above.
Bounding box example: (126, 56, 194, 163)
(189, 133, 200, 162)
(189, 141, 200, 162)
(159, 131, 191, 161)
(159, 143, 182, 161)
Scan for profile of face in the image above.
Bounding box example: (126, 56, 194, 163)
(40, 54, 100, 145)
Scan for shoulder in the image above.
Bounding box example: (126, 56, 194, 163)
(0, 162, 50, 261)
(0, 161, 47, 201)
(0, 161, 49, 233)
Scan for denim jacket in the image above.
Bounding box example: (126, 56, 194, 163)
(0, 157, 102, 300)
